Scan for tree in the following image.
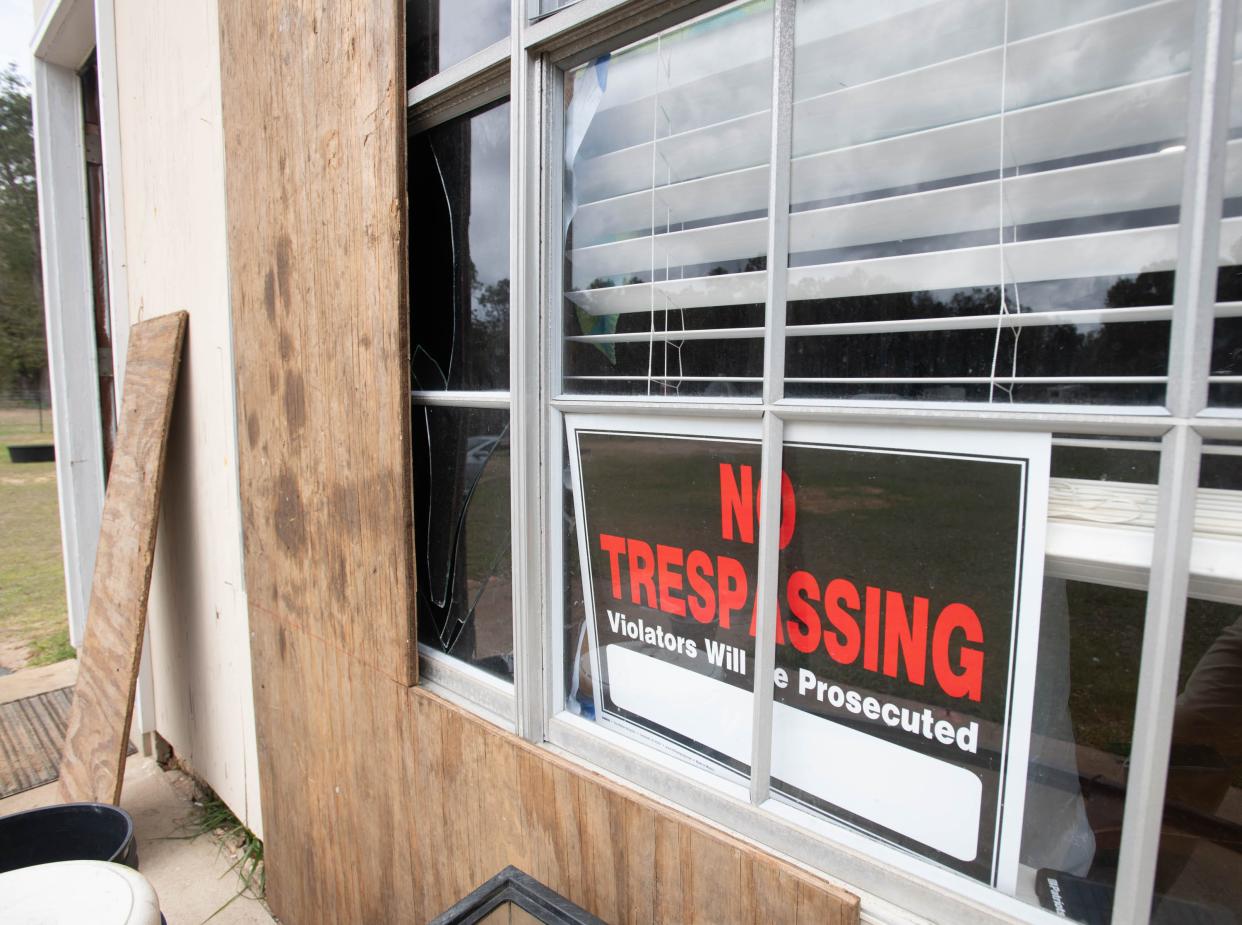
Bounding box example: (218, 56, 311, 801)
(0, 64, 45, 394)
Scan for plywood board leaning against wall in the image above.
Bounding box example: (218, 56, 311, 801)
(59, 311, 188, 804)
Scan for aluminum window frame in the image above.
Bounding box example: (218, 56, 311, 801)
(408, 0, 1242, 922)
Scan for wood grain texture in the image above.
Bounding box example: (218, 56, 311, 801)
(409, 688, 859, 925)
(218, 0, 415, 686)
(248, 616, 858, 925)
(59, 311, 187, 804)
(219, 2, 858, 923)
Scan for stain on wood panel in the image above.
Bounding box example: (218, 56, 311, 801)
(218, 0, 415, 686)
(218, 0, 860, 921)
(59, 311, 187, 804)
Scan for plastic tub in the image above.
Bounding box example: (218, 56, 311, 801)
(0, 860, 162, 924)
(0, 803, 139, 874)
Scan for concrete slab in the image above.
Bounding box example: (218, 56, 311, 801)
(0, 659, 77, 704)
(0, 757, 275, 924)
(0, 658, 274, 925)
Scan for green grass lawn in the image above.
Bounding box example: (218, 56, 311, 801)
(0, 406, 74, 668)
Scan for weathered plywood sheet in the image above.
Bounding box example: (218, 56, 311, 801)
(59, 311, 187, 804)
(409, 688, 860, 925)
(248, 616, 858, 925)
(218, 0, 415, 686)
(218, 1, 859, 922)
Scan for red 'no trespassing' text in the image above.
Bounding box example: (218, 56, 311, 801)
(596, 463, 987, 703)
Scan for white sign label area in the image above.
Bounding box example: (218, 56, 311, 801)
(567, 416, 1050, 888)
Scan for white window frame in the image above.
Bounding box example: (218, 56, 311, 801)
(407, 0, 1242, 922)
(31, 0, 157, 748)
(407, 46, 521, 720)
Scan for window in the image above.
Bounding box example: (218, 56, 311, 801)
(407, 0, 1242, 922)
(409, 97, 516, 698)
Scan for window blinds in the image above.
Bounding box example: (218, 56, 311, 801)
(563, 0, 774, 396)
(563, 0, 1240, 404)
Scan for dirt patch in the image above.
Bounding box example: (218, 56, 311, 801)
(0, 638, 31, 673)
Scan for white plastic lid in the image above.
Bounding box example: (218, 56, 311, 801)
(0, 860, 162, 924)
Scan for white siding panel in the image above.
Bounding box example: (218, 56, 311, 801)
(111, 0, 261, 838)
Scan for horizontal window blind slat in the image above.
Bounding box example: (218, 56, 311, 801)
(569, 218, 1242, 315)
(792, 0, 1190, 156)
(569, 56, 1222, 248)
(564, 375, 764, 383)
(783, 376, 1168, 384)
(570, 0, 1194, 208)
(787, 305, 1175, 337)
(580, 0, 1170, 151)
(564, 302, 1212, 345)
(786, 223, 1177, 302)
(568, 139, 1223, 284)
(567, 326, 765, 344)
(1050, 478, 1242, 538)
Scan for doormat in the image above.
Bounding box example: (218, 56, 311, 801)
(0, 686, 136, 800)
(0, 686, 74, 799)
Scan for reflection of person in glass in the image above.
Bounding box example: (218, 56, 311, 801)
(1026, 591, 1242, 922)
(1157, 614, 1242, 896)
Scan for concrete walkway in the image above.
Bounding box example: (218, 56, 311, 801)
(0, 663, 275, 925)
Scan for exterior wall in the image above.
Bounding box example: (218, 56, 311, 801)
(215, 1, 856, 922)
(108, 0, 261, 835)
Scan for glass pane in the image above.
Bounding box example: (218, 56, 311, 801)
(1211, 18, 1242, 408)
(413, 405, 513, 681)
(784, 0, 1193, 405)
(1209, 315, 1242, 406)
(1151, 446, 1242, 920)
(535, 0, 577, 16)
(560, 0, 774, 398)
(562, 423, 760, 781)
(406, 0, 510, 87)
(1020, 580, 1146, 923)
(761, 427, 1147, 916)
(409, 101, 511, 392)
(1051, 437, 1161, 484)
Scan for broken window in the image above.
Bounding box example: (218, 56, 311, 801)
(410, 100, 514, 681)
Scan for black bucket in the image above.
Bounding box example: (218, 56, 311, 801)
(0, 803, 139, 874)
(6, 444, 55, 463)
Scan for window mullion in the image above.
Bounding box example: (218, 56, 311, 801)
(512, 0, 547, 741)
(761, 0, 794, 408)
(750, 0, 796, 806)
(749, 413, 784, 804)
(1110, 0, 1235, 920)
(1111, 428, 1204, 925)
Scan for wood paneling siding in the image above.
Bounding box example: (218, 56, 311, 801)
(218, 2, 860, 922)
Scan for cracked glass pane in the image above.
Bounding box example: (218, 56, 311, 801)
(410, 100, 510, 392)
(413, 405, 513, 680)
